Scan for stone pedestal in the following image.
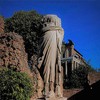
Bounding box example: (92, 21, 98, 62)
(33, 97, 67, 100)
(45, 97, 67, 100)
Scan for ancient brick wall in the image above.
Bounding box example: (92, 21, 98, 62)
(0, 32, 32, 76)
(88, 72, 100, 85)
(0, 16, 4, 33)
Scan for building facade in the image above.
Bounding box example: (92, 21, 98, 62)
(61, 40, 86, 80)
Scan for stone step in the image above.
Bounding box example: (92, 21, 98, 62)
(33, 97, 67, 100)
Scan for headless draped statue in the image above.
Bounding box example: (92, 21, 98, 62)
(38, 14, 64, 98)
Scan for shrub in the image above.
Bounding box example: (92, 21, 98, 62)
(66, 65, 89, 89)
(0, 69, 33, 100)
(4, 10, 43, 60)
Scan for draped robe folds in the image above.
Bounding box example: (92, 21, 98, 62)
(41, 30, 57, 84)
(38, 27, 64, 85)
(38, 15, 64, 97)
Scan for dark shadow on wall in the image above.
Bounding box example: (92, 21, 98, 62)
(67, 80, 100, 100)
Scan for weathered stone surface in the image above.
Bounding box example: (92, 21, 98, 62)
(88, 72, 100, 85)
(37, 14, 64, 98)
(0, 32, 32, 76)
(32, 97, 67, 100)
(63, 89, 82, 99)
(0, 16, 4, 33)
(45, 97, 67, 100)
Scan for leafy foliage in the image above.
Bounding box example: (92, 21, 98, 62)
(86, 61, 96, 72)
(4, 10, 43, 59)
(66, 65, 90, 89)
(0, 69, 33, 100)
(97, 68, 100, 72)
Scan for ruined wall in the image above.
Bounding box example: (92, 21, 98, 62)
(0, 32, 32, 76)
(0, 17, 39, 99)
(88, 72, 100, 85)
(0, 16, 4, 33)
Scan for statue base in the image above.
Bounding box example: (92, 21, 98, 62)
(45, 97, 67, 100)
(33, 97, 67, 100)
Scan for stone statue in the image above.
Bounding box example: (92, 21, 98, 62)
(38, 14, 64, 99)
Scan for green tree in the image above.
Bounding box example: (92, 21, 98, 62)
(0, 69, 33, 100)
(86, 60, 96, 72)
(5, 10, 43, 60)
(97, 68, 100, 72)
(66, 65, 90, 89)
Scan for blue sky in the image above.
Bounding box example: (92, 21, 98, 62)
(0, 0, 100, 69)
